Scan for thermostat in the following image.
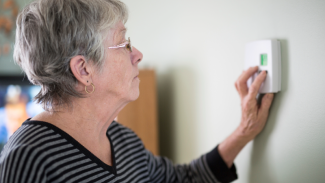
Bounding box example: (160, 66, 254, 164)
(244, 39, 281, 93)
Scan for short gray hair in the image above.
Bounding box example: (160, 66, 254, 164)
(14, 0, 128, 111)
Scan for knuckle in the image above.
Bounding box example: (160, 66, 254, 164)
(237, 83, 242, 90)
(239, 80, 246, 85)
(238, 81, 247, 89)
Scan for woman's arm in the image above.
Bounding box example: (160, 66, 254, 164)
(219, 66, 274, 168)
(145, 148, 233, 183)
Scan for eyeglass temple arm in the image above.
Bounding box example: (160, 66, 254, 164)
(108, 38, 130, 49)
(108, 43, 127, 49)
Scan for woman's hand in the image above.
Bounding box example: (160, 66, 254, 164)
(235, 66, 274, 141)
(218, 66, 274, 168)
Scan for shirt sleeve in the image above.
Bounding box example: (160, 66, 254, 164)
(145, 145, 238, 183)
(206, 145, 238, 182)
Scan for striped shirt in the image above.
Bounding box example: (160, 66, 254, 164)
(0, 119, 237, 183)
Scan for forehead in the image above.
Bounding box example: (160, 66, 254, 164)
(113, 22, 127, 41)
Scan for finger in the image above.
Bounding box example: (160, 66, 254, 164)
(235, 66, 259, 97)
(258, 93, 274, 117)
(234, 71, 244, 92)
(248, 70, 267, 97)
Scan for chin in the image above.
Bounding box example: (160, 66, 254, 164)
(128, 88, 140, 101)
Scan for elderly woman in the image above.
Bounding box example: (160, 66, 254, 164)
(0, 0, 274, 182)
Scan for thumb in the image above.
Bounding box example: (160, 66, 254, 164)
(258, 93, 274, 117)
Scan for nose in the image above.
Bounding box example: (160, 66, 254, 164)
(131, 46, 143, 65)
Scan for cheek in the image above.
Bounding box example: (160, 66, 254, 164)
(107, 55, 133, 91)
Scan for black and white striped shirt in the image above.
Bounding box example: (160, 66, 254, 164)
(0, 119, 237, 183)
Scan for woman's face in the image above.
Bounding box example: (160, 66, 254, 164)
(93, 22, 143, 103)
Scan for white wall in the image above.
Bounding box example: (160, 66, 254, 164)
(122, 0, 325, 182)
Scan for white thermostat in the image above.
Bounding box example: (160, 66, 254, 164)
(244, 39, 281, 93)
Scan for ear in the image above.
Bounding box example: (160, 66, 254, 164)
(70, 55, 93, 86)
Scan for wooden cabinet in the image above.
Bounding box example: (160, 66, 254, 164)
(117, 69, 159, 155)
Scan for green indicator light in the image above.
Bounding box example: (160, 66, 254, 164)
(261, 54, 268, 66)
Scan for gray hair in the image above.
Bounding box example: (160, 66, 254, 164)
(13, 0, 128, 111)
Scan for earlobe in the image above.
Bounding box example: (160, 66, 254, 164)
(70, 55, 92, 86)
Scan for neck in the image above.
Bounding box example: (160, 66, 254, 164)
(31, 96, 129, 166)
(42, 96, 127, 139)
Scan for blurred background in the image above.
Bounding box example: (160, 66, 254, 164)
(0, 0, 44, 150)
(1, 0, 325, 183)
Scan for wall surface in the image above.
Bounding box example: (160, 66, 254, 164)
(1, 0, 324, 182)
(121, 0, 325, 183)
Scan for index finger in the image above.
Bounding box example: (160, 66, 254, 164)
(248, 70, 267, 97)
(236, 66, 259, 97)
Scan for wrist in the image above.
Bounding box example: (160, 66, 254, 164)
(218, 127, 252, 168)
(236, 124, 256, 143)
(227, 127, 253, 148)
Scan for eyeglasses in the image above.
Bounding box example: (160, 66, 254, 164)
(108, 37, 132, 52)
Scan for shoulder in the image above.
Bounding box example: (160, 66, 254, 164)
(1, 122, 54, 152)
(0, 122, 60, 182)
(108, 121, 141, 141)
(107, 121, 146, 153)
(0, 122, 61, 164)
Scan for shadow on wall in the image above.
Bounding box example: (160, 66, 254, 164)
(248, 39, 289, 183)
(157, 69, 176, 161)
(157, 66, 198, 163)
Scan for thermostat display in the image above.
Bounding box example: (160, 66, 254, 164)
(260, 54, 268, 66)
(245, 40, 281, 93)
